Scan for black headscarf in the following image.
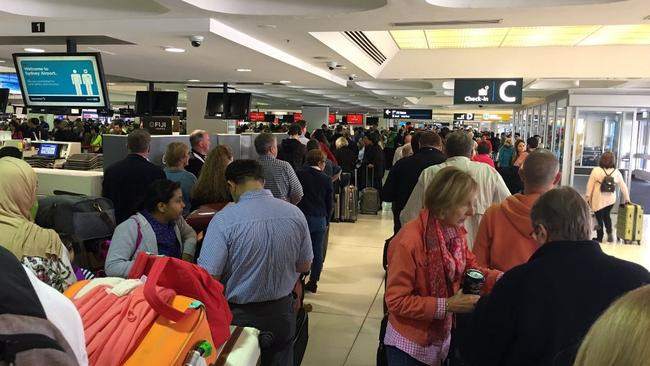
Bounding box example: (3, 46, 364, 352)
(0, 246, 47, 318)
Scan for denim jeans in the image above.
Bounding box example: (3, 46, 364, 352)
(304, 215, 327, 281)
(385, 346, 428, 366)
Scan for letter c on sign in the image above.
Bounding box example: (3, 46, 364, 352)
(499, 81, 517, 103)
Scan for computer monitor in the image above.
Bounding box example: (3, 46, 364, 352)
(38, 143, 59, 158)
(0, 88, 8, 114)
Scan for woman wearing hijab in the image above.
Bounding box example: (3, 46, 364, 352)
(0, 157, 76, 292)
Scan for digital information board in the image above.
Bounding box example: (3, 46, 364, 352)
(13, 53, 109, 108)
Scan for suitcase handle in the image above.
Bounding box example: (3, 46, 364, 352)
(141, 255, 191, 322)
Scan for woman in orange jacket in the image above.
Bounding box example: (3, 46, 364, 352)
(384, 166, 501, 365)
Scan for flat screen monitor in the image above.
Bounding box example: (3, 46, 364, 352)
(135, 91, 178, 116)
(69, 108, 80, 115)
(205, 92, 226, 118)
(282, 114, 295, 123)
(226, 93, 251, 120)
(38, 143, 59, 158)
(0, 74, 21, 94)
(12, 52, 110, 108)
(0, 88, 8, 114)
(264, 113, 276, 123)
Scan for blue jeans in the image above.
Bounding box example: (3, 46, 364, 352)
(385, 346, 428, 366)
(304, 215, 327, 282)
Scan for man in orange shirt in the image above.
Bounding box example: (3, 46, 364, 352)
(473, 149, 560, 271)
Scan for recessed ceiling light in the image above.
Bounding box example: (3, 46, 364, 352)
(279, 80, 291, 84)
(0, 60, 6, 63)
(24, 48, 45, 53)
(187, 79, 200, 82)
(236, 68, 252, 72)
(108, 82, 116, 86)
(258, 24, 277, 29)
(164, 47, 186, 53)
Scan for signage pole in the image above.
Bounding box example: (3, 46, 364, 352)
(66, 38, 77, 54)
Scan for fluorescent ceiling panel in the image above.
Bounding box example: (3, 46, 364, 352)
(390, 30, 428, 49)
(501, 26, 599, 47)
(424, 27, 509, 48)
(580, 24, 650, 46)
(390, 24, 650, 49)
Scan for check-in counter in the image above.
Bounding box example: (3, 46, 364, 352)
(34, 168, 103, 196)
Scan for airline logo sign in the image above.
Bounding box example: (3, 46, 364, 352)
(453, 78, 523, 105)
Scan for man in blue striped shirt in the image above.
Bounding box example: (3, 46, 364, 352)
(198, 159, 313, 366)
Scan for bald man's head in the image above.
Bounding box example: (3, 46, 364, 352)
(520, 149, 560, 193)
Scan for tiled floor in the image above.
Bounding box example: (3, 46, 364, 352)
(302, 207, 650, 366)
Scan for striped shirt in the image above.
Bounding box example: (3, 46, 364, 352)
(197, 189, 313, 304)
(258, 154, 304, 202)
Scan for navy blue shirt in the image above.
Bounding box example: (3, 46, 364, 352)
(141, 210, 181, 258)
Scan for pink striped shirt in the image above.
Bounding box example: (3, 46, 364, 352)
(384, 298, 450, 365)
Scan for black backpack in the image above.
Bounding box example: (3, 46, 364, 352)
(600, 169, 616, 193)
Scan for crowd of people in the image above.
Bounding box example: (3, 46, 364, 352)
(0, 116, 646, 366)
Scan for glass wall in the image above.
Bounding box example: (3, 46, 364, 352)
(554, 99, 567, 165)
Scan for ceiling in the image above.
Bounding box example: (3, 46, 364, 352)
(1, 0, 650, 118)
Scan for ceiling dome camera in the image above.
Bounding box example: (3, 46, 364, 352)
(190, 35, 204, 47)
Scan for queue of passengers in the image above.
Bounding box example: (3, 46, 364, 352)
(0, 120, 646, 366)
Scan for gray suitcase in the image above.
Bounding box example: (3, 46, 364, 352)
(333, 193, 341, 223)
(341, 170, 359, 223)
(360, 166, 380, 215)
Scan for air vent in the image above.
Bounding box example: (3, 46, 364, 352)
(343, 31, 387, 65)
(391, 19, 503, 27)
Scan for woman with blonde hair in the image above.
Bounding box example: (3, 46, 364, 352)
(334, 136, 357, 175)
(0, 157, 75, 292)
(164, 142, 196, 217)
(574, 285, 650, 366)
(191, 145, 234, 210)
(384, 166, 501, 365)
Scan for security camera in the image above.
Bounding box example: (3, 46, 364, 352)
(190, 35, 204, 48)
(327, 61, 338, 71)
(348, 74, 357, 81)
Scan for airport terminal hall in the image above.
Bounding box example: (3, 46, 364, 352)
(3, 0, 650, 365)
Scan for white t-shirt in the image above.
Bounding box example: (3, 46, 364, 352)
(23, 266, 89, 366)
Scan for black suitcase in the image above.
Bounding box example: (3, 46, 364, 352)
(294, 307, 309, 366)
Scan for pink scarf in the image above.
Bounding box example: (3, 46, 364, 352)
(424, 215, 468, 342)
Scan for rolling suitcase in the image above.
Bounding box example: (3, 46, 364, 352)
(617, 203, 644, 245)
(360, 166, 380, 215)
(341, 170, 359, 223)
(332, 193, 341, 223)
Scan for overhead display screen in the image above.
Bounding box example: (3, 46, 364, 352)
(383, 108, 433, 120)
(0, 73, 22, 94)
(13, 53, 110, 108)
(453, 78, 523, 105)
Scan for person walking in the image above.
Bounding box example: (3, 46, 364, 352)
(585, 151, 631, 242)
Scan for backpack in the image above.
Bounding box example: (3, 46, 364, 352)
(0, 314, 78, 366)
(600, 169, 616, 193)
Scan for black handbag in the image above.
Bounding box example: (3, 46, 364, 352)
(36, 190, 115, 241)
